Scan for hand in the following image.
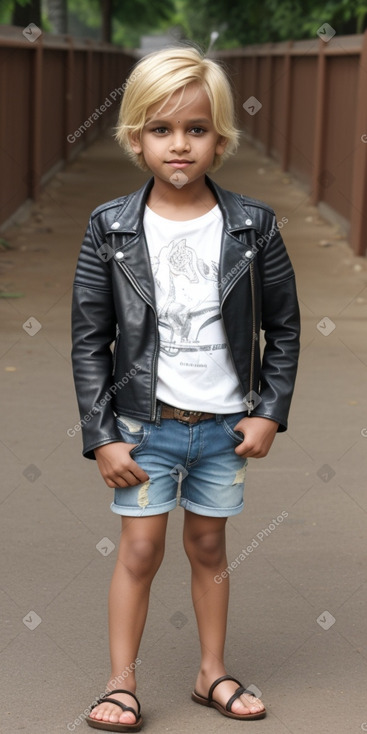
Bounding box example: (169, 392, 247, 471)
(233, 416, 279, 458)
(94, 442, 149, 488)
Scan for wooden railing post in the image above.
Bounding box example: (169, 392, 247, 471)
(30, 39, 43, 200)
(281, 41, 293, 172)
(263, 44, 273, 156)
(350, 29, 367, 256)
(310, 38, 327, 205)
(64, 35, 74, 161)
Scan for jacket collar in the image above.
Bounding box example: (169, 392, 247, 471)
(109, 176, 254, 235)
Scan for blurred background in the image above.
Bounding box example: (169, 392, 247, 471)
(1, 4, 367, 734)
(1, 0, 367, 257)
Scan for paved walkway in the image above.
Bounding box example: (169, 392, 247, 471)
(1, 131, 367, 734)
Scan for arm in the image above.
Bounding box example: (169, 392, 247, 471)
(235, 216, 300, 455)
(71, 213, 122, 459)
(71, 212, 149, 486)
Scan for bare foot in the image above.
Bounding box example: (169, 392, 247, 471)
(88, 689, 140, 727)
(195, 670, 265, 716)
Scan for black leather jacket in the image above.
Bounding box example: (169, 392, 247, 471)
(71, 176, 300, 459)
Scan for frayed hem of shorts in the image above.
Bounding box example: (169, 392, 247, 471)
(179, 498, 244, 517)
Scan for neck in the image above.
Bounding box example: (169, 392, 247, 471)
(147, 175, 216, 214)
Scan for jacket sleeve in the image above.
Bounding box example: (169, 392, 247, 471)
(252, 214, 300, 430)
(71, 212, 122, 459)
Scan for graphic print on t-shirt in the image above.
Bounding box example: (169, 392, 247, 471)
(151, 236, 225, 356)
(143, 204, 244, 412)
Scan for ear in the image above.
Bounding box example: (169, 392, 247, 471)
(215, 136, 228, 156)
(128, 131, 142, 154)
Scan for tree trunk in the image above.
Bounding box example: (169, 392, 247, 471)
(12, 0, 41, 27)
(46, 0, 68, 34)
(101, 0, 112, 43)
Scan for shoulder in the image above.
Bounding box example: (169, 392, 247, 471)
(209, 179, 278, 234)
(89, 193, 131, 224)
(87, 179, 153, 233)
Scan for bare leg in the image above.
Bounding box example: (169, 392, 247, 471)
(183, 510, 265, 716)
(89, 513, 168, 726)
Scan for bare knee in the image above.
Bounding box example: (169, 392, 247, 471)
(121, 536, 165, 580)
(184, 529, 226, 568)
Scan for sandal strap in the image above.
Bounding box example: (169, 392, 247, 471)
(226, 686, 258, 712)
(208, 675, 244, 704)
(90, 688, 141, 719)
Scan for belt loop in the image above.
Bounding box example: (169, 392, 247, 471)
(155, 402, 161, 427)
(216, 413, 223, 424)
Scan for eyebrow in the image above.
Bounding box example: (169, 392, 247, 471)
(145, 118, 211, 126)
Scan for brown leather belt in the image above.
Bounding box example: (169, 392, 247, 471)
(159, 402, 215, 424)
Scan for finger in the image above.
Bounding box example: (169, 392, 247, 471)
(234, 442, 261, 458)
(105, 470, 143, 488)
(109, 462, 150, 488)
(114, 471, 142, 487)
(234, 440, 248, 456)
(131, 465, 150, 483)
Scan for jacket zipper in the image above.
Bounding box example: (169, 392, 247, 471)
(248, 260, 256, 415)
(220, 259, 257, 415)
(116, 260, 159, 420)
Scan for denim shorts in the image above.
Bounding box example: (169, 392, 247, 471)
(110, 409, 248, 518)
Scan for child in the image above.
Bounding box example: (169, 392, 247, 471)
(71, 45, 300, 731)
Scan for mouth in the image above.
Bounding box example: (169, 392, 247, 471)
(166, 160, 193, 169)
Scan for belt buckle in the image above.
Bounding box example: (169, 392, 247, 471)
(174, 408, 202, 424)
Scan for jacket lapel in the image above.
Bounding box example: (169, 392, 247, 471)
(109, 176, 255, 306)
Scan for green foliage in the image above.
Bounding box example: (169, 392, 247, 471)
(1, 0, 366, 44)
(180, 0, 367, 47)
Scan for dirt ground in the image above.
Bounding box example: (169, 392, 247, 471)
(1, 129, 367, 734)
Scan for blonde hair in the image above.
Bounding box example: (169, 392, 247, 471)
(115, 46, 240, 172)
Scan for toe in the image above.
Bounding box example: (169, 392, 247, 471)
(231, 693, 265, 715)
(119, 710, 136, 724)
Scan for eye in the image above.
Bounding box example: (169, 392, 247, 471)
(152, 126, 169, 134)
(190, 127, 206, 135)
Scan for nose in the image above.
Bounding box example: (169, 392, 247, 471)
(169, 129, 190, 153)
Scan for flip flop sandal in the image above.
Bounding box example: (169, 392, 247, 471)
(191, 674, 266, 720)
(86, 688, 143, 731)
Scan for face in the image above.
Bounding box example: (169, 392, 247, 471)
(129, 83, 227, 189)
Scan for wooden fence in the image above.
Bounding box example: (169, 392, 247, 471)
(0, 25, 135, 230)
(1, 26, 367, 255)
(218, 31, 367, 256)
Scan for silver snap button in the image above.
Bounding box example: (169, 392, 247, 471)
(111, 222, 120, 230)
(245, 218, 252, 226)
(115, 251, 124, 260)
(245, 250, 252, 258)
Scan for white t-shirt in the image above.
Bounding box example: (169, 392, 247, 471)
(143, 204, 245, 413)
